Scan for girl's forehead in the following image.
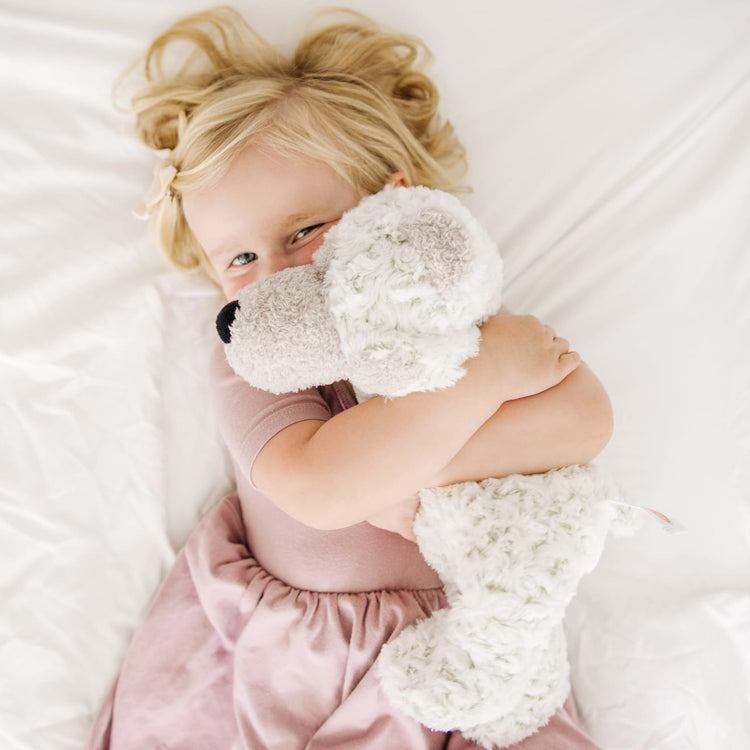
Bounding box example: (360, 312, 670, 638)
(216, 147, 353, 201)
(182, 147, 363, 249)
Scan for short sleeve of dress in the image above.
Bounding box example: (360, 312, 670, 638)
(208, 343, 332, 487)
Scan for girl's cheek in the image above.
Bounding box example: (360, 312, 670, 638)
(223, 270, 257, 301)
(222, 279, 243, 301)
(300, 237, 324, 264)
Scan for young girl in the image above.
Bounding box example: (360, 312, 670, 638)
(88, 8, 612, 749)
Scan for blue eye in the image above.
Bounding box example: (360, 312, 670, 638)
(230, 252, 257, 268)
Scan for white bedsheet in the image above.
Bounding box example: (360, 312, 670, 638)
(1, 1, 749, 748)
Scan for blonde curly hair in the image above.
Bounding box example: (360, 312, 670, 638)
(119, 6, 467, 276)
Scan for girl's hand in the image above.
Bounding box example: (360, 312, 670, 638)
(365, 494, 420, 543)
(474, 314, 581, 402)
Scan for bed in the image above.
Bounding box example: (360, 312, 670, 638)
(1, 0, 749, 748)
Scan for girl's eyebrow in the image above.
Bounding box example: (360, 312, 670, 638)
(281, 210, 327, 231)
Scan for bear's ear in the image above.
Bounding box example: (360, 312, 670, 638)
(400, 208, 472, 291)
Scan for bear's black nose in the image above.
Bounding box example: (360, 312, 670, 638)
(216, 299, 240, 344)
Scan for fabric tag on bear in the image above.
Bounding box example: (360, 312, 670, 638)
(612, 501, 687, 535)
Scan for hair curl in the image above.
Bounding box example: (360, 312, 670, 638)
(118, 6, 467, 275)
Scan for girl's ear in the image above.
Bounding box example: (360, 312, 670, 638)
(387, 171, 409, 188)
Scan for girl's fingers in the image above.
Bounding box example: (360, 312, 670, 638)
(553, 336, 570, 352)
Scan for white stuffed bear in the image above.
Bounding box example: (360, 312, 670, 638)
(216, 185, 505, 400)
(216, 185, 633, 748)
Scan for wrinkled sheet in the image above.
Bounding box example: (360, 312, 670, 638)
(1, 1, 748, 748)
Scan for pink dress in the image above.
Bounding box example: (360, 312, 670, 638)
(86, 345, 599, 750)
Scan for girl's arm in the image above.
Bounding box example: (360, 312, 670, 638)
(366, 362, 612, 541)
(433, 361, 613, 485)
(251, 314, 580, 530)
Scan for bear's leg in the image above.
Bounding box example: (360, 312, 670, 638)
(462, 625, 571, 750)
(378, 467, 628, 744)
